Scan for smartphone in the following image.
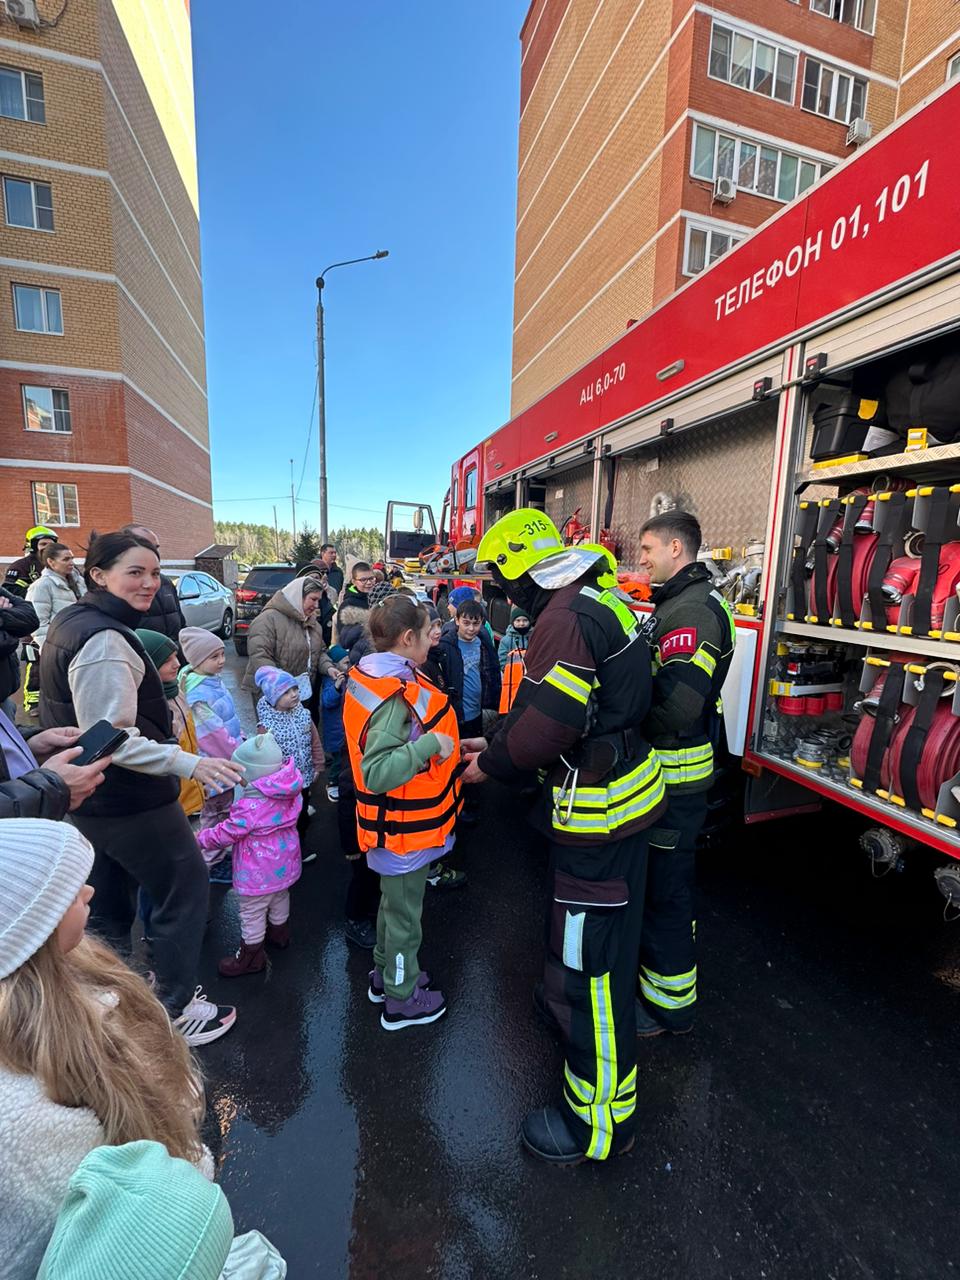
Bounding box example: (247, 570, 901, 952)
(72, 720, 129, 767)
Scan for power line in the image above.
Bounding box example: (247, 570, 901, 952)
(295, 378, 319, 501)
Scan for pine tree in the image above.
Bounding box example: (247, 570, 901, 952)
(288, 525, 322, 566)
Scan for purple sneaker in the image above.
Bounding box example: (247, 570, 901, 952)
(380, 984, 446, 1030)
(368, 968, 431, 1004)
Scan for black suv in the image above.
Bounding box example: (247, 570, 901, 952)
(233, 563, 298, 656)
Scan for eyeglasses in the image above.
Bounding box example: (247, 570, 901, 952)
(356, 576, 376, 586)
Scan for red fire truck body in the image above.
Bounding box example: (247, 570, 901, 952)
(433, 80, 960, 871)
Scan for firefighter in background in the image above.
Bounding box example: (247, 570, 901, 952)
(462, 510, 666, 1165)
(635, 512, 735, 1036)
(5, 525, 58, 716)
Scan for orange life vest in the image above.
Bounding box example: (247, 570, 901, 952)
(343, 666, 463, 855)
(499, 648, 527, 714)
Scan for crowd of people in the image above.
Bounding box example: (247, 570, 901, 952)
(0, 502, 734, 1269)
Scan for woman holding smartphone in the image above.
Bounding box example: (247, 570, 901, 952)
(39, 530, 243, 1047)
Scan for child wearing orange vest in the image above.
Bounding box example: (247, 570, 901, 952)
(343, 596, 461, 1030)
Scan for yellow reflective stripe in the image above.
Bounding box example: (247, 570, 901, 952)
(580, 585, 637, 636)
(544, 662, 592, 704)
(564, 1064, 593, 1104)
(659, 743, 714, 786)
(551, 754, 661, 809)
(564, 1090, 590, 1122)
(586, 974, 616, 1161)
(639, 977, 697, 1010)
(617, 1066, 637, 1097)
(657, 744, 712, 765)
(641, 964, 697, 990)
(691, 645, 717, 677)
(611, 1096, 636, 1123)
(554, 775, 666, 834)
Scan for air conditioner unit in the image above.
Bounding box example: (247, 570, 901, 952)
(4, 0, 40, 27)
(713, 175, 736, 204)
(846, 117, 873, 147)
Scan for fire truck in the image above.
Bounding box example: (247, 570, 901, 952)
(394, 81, 960, 898)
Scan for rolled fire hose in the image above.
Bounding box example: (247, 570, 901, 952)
(882, 540, 960, 629)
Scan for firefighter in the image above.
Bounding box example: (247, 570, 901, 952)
(635, 512, 735, 1037)
(5, 525, 58, 715)
(463, 509, 666, 1165)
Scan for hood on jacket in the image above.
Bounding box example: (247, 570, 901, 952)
(245, 754, 304, 799)
(276, 576, 325, 620)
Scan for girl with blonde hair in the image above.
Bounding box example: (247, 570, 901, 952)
(0, 819, 211, 1279)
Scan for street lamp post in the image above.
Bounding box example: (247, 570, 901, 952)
(316, 250, 389, 543)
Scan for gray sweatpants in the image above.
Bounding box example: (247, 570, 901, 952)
(71, 802, 210, 1015)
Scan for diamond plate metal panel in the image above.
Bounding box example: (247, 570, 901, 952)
(610, 401, 779, 568)
(544, 462, 594, 531)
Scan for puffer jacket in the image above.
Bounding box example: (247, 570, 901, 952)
(25, 567, 84, 647)
(179, 668, 243, 760)
(0, 714, 70, 820)
(242, 589, 336, 692)
(334, 587, 370, 651)
(197, 756, 303, 896)
(0, 589, 38, 703)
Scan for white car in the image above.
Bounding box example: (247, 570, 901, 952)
(172, 572, 235, 639)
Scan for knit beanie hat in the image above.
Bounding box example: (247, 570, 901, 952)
(37, 1140, 234, 1280)
(369, 582, 399, 608)
(254, 664, 297, 706)
(448, 586, 477, 610)
(135, 628, 177, 669)
(232, 732, 283, 782)
(510, 606, 532, 629)
(0, 820, 94, 980)
(179, 627, 224, 668)
(329, 644, 349, 662)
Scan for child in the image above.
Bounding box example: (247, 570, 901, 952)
(343, 595, 461, 1029)
(497, 606, 533, 714)
(0, 819, 220, 1279)
(437, 598, 502, 744)
(197, 732, 303, 977)
(136, 629, 203, 820)
(321, 644, 349, 801)
(254, 664, 324, 847)
(178, 627, 244, 850)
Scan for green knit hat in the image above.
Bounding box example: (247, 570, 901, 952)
(37, 1140, 234, 1279)
(135, 628, 178, 669)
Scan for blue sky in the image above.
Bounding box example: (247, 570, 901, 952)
(191, 2, 528, 537)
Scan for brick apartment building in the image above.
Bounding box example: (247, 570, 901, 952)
(512, 0, 960, 415)
(0, 0, 212, 569)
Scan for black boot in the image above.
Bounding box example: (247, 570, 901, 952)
(521, 1105, 635, 1166)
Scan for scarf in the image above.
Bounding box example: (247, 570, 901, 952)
(256, 696, 314, 787)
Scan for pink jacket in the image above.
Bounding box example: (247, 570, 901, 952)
(197, 757, 303, 896)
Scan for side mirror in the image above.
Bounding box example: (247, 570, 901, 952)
(413, 508, 424, 532)
(179, 587, 199, 600)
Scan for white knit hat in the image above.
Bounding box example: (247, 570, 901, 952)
(0, 820, 95, 979)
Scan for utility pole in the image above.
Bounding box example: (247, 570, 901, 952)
(316, 250, 389, 543)
(272, 505, 280, 560)
(290, 458, 297, 545)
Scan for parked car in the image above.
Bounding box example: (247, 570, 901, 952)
(171, 572, 235, 640)
(232, 563, 298, 657)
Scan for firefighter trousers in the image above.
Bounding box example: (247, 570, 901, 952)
(636, 788, 707, 1030)
(23, 655, 40, 711)
(543, 829, 649, 1160)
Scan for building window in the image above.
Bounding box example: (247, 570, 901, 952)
(0, 66, 45, 122)
(948, 52, 960, 82)
(802, 58, 867, 123)
(810, 0, 877, 35)
(683, 221, 745, 276)
(32, 481, 79, 526)
(13, 284, 63, 334)
(708, 22, 797, 104)
(3, 176, 54, 230)
(691, 124, 833, 202)
(22, 385, 71, 433)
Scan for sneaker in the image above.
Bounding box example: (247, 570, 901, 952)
(367, 967, 431, 1004)
(425, 862, 467, 890)
(381, 983, 446, 1031)
(344, 917, 377, 949)
(326, 785, 339, 802)
(173, 988, 237, 1046)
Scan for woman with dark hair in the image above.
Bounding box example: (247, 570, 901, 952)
(39, 531, 243, 1047)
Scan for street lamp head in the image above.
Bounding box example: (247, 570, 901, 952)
(374, 249, 389, 259)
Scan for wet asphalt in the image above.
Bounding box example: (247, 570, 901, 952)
(200, 649, 960, 1279)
